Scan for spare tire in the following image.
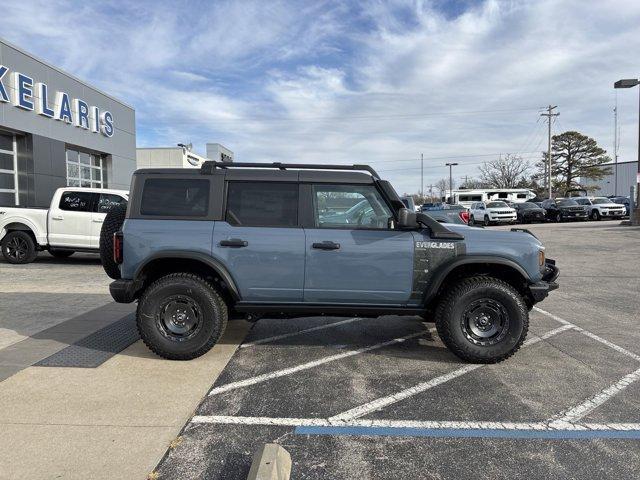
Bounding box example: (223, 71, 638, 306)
(100, 204, 127, 279)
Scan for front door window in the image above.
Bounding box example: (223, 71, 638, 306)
(313, 184, 393, 229)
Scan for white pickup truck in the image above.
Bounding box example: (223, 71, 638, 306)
(0, 187, 128, 264)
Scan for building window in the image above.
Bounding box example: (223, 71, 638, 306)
(66, 148, 104, 188)
(0, 131, 18, 206)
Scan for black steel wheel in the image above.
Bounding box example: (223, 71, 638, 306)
(435, 276, 528, 363)
(1, 231, 37, 264)
(137, 273, 228, 360)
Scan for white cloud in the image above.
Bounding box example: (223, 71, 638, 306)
(1, 0, 639, 193)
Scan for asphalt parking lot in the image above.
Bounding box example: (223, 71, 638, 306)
(153, 220, 640, 480)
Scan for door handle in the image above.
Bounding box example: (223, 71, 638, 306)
(51, 215, 63, 220)
(312, 241, 340, 250)
(219, 238, 248, 248)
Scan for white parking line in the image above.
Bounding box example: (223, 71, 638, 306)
(550, 367, 640, 424)
(191, 414, 640, 432)
(533, 307, 640, 362)
(329, 324, 574, 422)
(208, 330, 427, 396)
(240, 317, 365, 349)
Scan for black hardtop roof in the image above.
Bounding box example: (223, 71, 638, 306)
(133, 161, 380, 184)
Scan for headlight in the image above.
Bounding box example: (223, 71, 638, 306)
(538, 250, 545, 268)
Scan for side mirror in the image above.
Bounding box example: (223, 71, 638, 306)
(397, 207, 418, 229)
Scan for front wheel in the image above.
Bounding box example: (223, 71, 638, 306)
(469, 215, 475, 225)
(592, 210, 601, 221)
(483, 215, 490, 226)
(137, 273, 228, 360)
(555, 212, 562, 222)
(1, 231, 37, 264)
(435, 276, 529, 363)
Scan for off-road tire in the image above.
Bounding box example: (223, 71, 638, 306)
(435, 276, 529, 363)
(49, 249, 74, 258)
(99, 204, 127, 279)
(136, 273, 228, 360)
(1, 230, 37, 264)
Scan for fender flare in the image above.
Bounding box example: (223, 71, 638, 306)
(134, 250, 241, 300)
(423, 255, 533, 304)
(0, 217, 44, 245)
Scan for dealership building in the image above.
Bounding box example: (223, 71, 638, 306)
(0, 38, 136, 207)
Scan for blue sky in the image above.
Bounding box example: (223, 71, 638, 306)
(2, 0, 639, 194)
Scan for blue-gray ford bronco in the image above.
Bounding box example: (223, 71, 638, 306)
(102, 162, 559, 363)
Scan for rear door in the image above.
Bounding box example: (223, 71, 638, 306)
(48, 190, 98, 248)
(303, 183, 414, 305)
(90, 193, 128, 248)
(212, 180, 305, 302)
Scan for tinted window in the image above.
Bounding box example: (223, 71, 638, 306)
(141, 179, 209, 217)
(573, 198, 591, 205)
(313, 184, 392, 229)
(226, 182, 298, 227)
(96, 193, 127, 213)
(518, 202, 537, 209)
(59, 191, 96, 212)
(558, 199, 578, 206)
(517, 193, 527, 199)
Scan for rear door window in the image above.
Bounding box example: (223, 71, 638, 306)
(96, 193, 127, 213)
(59, 191, 97, 212)
(225, 182, 298, 227)
(141, 179, 210, 217)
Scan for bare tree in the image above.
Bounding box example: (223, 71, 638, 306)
(435, 178, 449, 200)
(479, 154, 530, 188)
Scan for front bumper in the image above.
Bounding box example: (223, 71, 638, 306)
(528, 259, 560, 303)
(109, 279, 141, 303)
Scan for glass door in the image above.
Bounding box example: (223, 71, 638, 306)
(0, 131, 18, 206)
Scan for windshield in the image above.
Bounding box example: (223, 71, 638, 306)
(486, 201, 508, 208)
(558, 199, 578, 206)
(573, 198, 591, 205)
(518, 202, 538, 209)
(592, 198, 611, 205)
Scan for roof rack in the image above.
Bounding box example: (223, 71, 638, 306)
(200, 161, 380, 179)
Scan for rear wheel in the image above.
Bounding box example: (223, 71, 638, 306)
(136, 273, 228, 360)
(1, 231, 37, 264)
(435, 276, 528, 363)
(99, 204, 127, 279)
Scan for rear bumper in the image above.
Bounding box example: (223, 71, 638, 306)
(109, 279, 141, 303)
(528, 259, 560, 303)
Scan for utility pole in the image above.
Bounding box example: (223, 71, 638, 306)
(420, 153, 424, 198)
(613, 106, 617, 195)
(445, 162, 458, 204)
(541, 105, 559, 199)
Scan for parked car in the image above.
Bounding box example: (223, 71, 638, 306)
(420, 202, 444, 211)
(401, 196, 417, 212)
(513, 202, 546, 223)
(609, 196, 631, 216)
(103, 161, 559, 363)
(541, 198, 588, 222)
(468, 201, 517, 226)
(424, 209, 469, 225)
(0, 187, 128, 264)
(573, 197, 626, 220)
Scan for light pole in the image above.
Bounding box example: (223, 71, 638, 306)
(614, 78, 640, 225)
(445, 162, 458, 204)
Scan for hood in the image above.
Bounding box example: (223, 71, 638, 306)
(445, 223, 543, 248)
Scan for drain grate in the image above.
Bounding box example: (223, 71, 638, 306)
(35, 314, 139, 368)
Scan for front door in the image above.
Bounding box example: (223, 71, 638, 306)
(212, 181, 305, 302)
(303, 183, 414, 305)
(48, 190, 97, 248)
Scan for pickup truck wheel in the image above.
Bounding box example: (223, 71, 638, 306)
(435, 276, 528, 363)
(1, 231, 37, 264)
(99, 204, 127, 279)
(136, 273, 228, 360)
(49, 249, 74, 258)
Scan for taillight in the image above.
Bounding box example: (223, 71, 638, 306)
(113, 232, 123, 264)
(459, 211, 470, 224)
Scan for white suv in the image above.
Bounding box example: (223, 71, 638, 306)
(469, 201, 517, 226)
(573, 197, 626, 220)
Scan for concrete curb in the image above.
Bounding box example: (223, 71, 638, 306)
(247, 443, 292, 480)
